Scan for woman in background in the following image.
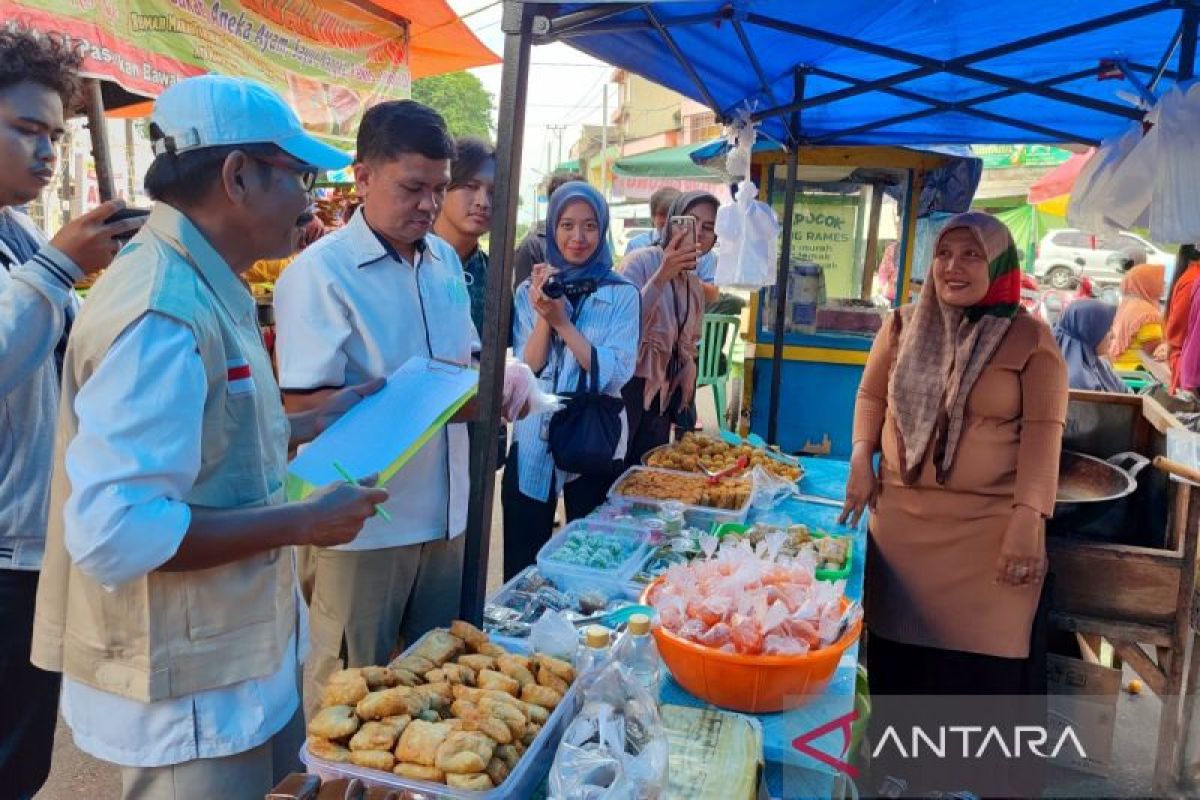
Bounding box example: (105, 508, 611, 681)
(1053, 299, 1128, 393)
(1109, 263, 1166, 372)
(1164, 244, 1200, 392)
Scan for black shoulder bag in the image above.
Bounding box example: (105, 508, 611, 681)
(547, 343, 625, 476)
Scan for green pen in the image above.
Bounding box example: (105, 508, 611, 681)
(332, 461, 392, 522)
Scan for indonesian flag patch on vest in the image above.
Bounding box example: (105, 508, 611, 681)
(226, 357, 254, 395)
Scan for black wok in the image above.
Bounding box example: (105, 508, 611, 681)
(1050, 450, 1149, 536)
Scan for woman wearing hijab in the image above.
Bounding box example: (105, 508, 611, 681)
(1053, 300, 1128, 392)
(1164, 244, 1200, 392)
(502, 182, 641, 579)
(841, 213, 1067, 793)
(619, 191, 719, 464)
(1109, 262, 1166, 372)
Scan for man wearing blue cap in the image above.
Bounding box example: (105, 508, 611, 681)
(31, 75, 388, 799)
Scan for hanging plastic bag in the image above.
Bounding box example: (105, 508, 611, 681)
(713, 116, 782, 291)
(1133, 80, 1200, 242)
(1067, 119, 1145, 234)
(549, 662, 670, 800)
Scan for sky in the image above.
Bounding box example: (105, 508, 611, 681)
(446, 1, 616, 222)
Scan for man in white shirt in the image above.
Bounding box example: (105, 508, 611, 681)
(0, 29, 144, 797)
(274, 101, 483, 715)
(31, 76, 388, 800)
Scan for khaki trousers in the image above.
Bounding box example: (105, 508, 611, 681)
(303, 536, 465, 718)
(119, 706, 304, 800)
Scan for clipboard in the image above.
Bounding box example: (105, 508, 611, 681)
(287, 356, 478, 500)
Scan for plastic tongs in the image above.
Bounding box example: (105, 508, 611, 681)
(701, 454, 750, 485)
(572, 603, 655, 628)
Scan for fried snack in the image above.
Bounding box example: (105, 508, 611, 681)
(435, 731, 496, 774)
(381, 714, 412, 733)
(537, 665, 570, 695)
(521, 684, 563, 709)
(496, 655, 536, 689)
(390, 654, 436, 675)
(350, 749, 395, 771)
(417, 681, 454, 710)
(477, 696, 527, 738)
(321, 671, 370, 708)
(359, 666, 400, 691)
(450, 620, 490, 651)
(392, 763, 445, 783)
(308, 736, 352, 763)
(456, 654, 497, 673)
(357, 687, 427, 720)
(614, 468, 751, 509)
(426, 662, 476, 686)
(534, 653, 576, 683)
(411, 630, 466, 666)
(416, 709, 441, 723)
(494, 743, 520, 771)
(446, 773, 493, 791)
(350, 720, 403, 752)
(476, 642, 508, 658)
(486, 756, 510, 786)
(521, 722, 542, 748)
(308, 705, 360, 740)
(451, 700, 514, 745)
(454, 684, 549, 724)
(389, 667, 424, 687)
(478, 669, 521, 696)
(395, 720, 455, 766)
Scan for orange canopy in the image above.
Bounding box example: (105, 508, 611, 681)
(365, 0, 499, 79)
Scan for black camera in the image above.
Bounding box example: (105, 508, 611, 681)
(543, 275, 597, 301)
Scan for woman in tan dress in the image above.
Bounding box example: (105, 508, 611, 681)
(842, 213, 1067, 794)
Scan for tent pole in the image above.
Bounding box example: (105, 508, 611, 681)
(461, 0, 534, 624)
(82, 78, 115, 202)
(860, 185, 884, 300)
(767, 69, 805, 446)
(1180, 2, 1198, 80)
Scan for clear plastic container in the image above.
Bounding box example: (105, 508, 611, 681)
(300, 632, 579, 798)
(535, 519, 652, 595)
(608, 466, 753, 530)
(612, 613, 662, 697)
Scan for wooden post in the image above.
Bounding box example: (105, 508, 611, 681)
(859, 183, 884, 300)
(81, 78, 115, 203)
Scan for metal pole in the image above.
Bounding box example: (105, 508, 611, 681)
(82, 78, 115, 203)
(600, 82, 608, 197)
(1179, 2, 1198, 81)
(461, 0, 535, 624)
(767, 70, 805, 446)
(125, 119, 137, 199)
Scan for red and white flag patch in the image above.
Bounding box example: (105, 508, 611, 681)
(227, 357, 254, 395)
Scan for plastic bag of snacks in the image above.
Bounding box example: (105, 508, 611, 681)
(549, 663, 669, 799)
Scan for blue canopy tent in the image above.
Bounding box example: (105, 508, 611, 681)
(462, 0, 1197, 620)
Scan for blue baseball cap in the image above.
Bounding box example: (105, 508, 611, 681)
(150, 75, 351, 170)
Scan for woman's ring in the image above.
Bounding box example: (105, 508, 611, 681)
(1015, 565, 1029, 578)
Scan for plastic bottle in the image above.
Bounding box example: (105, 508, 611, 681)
(576, 625, 612, 679)
(613, 613, 662, 697)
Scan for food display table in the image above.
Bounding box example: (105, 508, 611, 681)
(659, 456, 864, 799)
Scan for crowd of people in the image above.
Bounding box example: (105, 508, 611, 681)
(0, 29, 728, 799)
(4, 22, 1196, 800)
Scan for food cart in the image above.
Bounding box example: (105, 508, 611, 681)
(466, 2, 1200, 797)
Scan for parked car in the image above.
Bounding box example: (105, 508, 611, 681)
(1033, 229, 1175, 290)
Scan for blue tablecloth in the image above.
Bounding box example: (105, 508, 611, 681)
(659, 462, 866, 800)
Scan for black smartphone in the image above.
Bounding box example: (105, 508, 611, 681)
(104, 207, 150, 242)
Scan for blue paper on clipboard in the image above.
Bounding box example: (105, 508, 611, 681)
(287, 357, 478, 499)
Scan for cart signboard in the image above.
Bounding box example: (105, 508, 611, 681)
(1, 0, 411, 144)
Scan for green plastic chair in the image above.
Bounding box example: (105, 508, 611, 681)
(697, 314, 741, 432)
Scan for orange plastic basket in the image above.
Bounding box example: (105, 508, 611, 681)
(641, 577, 862, 713)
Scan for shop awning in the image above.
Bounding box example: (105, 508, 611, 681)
(554, 159, 582, 172)
(543, 2, 1191, 147)
(612, 143, 723, 180)
(382, 1, 501, 79)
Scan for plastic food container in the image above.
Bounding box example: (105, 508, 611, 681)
(535, 519, 652, 595)
(641, 578, 861, 714)
(608, 466, 752, 530)
(712, 522, 853, 582)
(301, 634, 579, 798)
